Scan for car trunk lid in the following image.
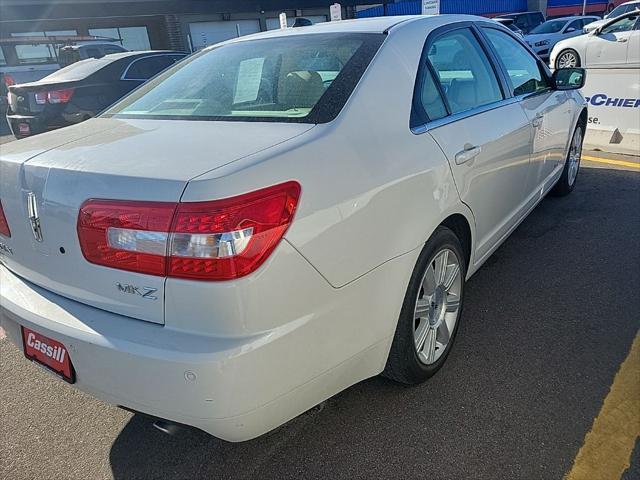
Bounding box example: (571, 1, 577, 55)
(0, 117, 314, 324)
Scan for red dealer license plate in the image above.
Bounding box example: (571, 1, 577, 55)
(21, 326, 75, 383)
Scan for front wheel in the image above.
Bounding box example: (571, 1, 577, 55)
(551, 123, 584, 196)
(556, 49, 581, 69)
(383, 227, 466, 385)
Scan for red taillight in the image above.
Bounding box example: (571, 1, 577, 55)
(0, 201, 11, 238)
(47, 88, 75, 104)
(4, 75, 15, 87)
(77, 181, 301, 281)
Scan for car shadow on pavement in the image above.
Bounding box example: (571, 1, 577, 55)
(109, 168, 640, 480)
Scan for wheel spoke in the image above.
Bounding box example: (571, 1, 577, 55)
(434, 250, 448, 285)
(424, 327, 437, 364)
(415, 298, 431, 318)
(414, 320, 429, 351)
(422, 264, 437, 294)
(443, 263, 460, 290)
(437, 320, 450, 346)
(446, 293, 460, 313)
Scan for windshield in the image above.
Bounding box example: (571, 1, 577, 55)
(607, 4, 632, 18)
(530, 20, 567, 34)
(104, 33, 384, 124)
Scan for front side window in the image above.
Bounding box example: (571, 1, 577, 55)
(600, 15, 638, 34)
(105, 33, 383, 123)
(427, 28, 503, 115)
(565, 19, 583, 31)
(483, 28, 550, 96)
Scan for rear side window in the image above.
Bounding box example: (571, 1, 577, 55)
(105, 33, 384, 124)
(123, 55, 179, 80)
(482, 28, 550, 96)
(414, 67, 448, 124)
(427, 28, 503, 115)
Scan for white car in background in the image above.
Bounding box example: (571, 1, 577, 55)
(525, 15, 600, 60)
(583, 0, 640, 33)
(0, 15, 587, 442)
(551, 9, 640, 68)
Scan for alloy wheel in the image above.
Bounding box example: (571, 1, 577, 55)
(568, 127, 583, 187)
(413, 248, 462, 365)
(557, 51, 578, 69)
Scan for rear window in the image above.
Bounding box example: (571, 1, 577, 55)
(104, 33, 384, 124)
(41, 56, 116, 82)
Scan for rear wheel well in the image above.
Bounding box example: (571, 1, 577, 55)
(441, 214, 472, 271)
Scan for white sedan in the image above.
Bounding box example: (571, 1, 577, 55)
(0, 15, 587, 442)
(583, 0, 640, 33)
(551, 9, 640, 68)
(524, 15, 599, 60)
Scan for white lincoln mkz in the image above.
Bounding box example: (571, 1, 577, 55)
(0, 15, 587, 441)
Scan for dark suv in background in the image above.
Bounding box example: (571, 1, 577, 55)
(494, 11, 546, 34)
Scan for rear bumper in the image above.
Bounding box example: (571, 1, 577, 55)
(0, 244, 416, 440)
(6, 113, 70, 138)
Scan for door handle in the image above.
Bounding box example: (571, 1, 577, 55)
(532, 114, 544, 128)
(617, 38, 628, 43)
(455, 145, 481, 165)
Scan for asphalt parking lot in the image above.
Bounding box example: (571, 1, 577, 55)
(1, 143, 639, 479)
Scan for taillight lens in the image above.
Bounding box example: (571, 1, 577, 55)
(77, 181, 301, 280)
(0, 201, 11, 238)
(4, 75, 15, 87)
(47, 88, 75, 104)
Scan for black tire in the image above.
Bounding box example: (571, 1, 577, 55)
(555, 49, 581, 70)
(382, 226, 466, 385)
(551, 122, 585, 197)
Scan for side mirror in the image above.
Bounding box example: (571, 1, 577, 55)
(565, 27, 577, 33)
(553, 67, 586, 90)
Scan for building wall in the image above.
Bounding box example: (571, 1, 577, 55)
(0, 1, 376, 52)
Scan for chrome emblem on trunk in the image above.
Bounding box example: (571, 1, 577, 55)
(27, 192, 43, 242)
(116, 283, 158, 300)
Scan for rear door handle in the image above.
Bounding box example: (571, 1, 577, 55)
(455, 145, 481, 165)
(617, 38, 628, 43)
(532, 114, 544, 128)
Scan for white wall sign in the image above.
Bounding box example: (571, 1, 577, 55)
(421, 0, 440, 15)
(330, 3, 342, 21)
(279, 12, 288, 29)
(582, 67, 640, 155)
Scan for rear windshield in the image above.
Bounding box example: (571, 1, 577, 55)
(103, 33, 384, 124)
(42, 56, 116, 82)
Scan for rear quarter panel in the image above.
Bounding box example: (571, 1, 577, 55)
(181, 19, 475, 288)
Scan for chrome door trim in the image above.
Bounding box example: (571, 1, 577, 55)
(411, 97, 520, 135)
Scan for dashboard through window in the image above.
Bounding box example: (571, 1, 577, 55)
(482, 28, 550, 96)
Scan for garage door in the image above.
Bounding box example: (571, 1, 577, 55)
(265, 15, 328, 30)
(189, 20, 261, 50)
